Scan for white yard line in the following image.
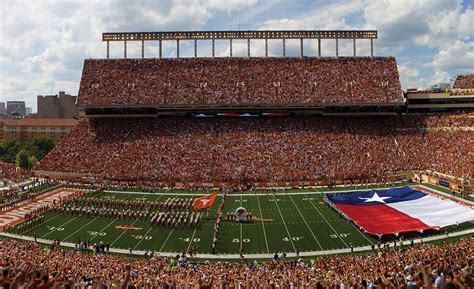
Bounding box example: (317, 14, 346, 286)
(90, 218, 119, 241)
(134, 227, 153, 250)
(186, 228, 197, 253)
(256, 194, 270, 253)
(305, 194, 349, 248)
(89, 192, 134, 242)
(352, 223, 375, 243)
(272, 194, 296, 251)
(110, 220, 138, 247)
(288, 194, 323, 250)
(239, 195, 243, 251)
(63, 217, 98, 242)
(132, 194, 164, 250)
(23, 213, 63, 234)
(159, 229, 175, 252)
(40, 217, 79, 239)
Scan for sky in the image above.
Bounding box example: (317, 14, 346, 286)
(0, 0, 473, 112)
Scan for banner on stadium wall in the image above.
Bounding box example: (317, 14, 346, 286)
(439, 180, 450, 188)
(428, 177, 439, 185)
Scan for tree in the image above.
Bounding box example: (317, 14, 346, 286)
(16, 150, 30, 169)
(31, 137, 55, 160)
(29, 155, 38, 169)
(0, 138, 56, 166)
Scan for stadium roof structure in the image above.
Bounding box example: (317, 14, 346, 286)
(103, 30, 377, 58)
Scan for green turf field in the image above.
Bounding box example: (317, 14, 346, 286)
(13, 185, 474, 257)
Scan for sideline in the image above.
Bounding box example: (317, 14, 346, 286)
(103, 184, 411, 197)
(1, 228, 472, 259)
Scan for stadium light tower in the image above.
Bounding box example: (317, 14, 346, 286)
(102, 30, 378, 58)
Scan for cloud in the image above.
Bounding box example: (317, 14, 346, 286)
(429, 40, 474, 84)
(261, 0, 363, 30)
(363, 0, 474, 49)
(0, 0, 473, 110)
(206, 0, 258, 13)
(397, 64, 425, 89)
(0, 0, 217, 109)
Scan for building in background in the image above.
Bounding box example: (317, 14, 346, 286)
(26, 107, 33, 115)
(6, 101, 26, 117)
(0, 102, 6, 116)
(0, 118, 79, 142)
(37, 91, 79, 119)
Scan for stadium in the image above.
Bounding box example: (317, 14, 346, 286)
(1, 29, 473, 288)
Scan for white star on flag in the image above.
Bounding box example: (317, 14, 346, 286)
(359, 192, 391, 203)
(200, 199, 210, 205)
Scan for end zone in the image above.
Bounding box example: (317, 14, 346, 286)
(0, 189, 86, 231)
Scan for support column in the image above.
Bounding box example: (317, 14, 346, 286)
(318, 38, 321, 57)
(336, 38, 339, 57)
(106, 41, 109, 59)
(247, 39, 250, 57)
(230, 39, 233, 57)
(194, 40, 197, 57)
(212, 39, 215, 57)
(265, 38, 268, 57)
(177, 39, 180, 58)
(141, 39, 144, 58)
(370, 39, 374, 57)
(159, 39, 162, 58)
(283, 38, 286, 57)
(353, 39, 356, 57)
(300, 38, 304, 57)
(124, 40, 127, 58)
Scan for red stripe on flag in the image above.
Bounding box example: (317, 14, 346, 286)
(336, 203, 435, 235)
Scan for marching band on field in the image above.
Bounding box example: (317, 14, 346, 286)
(51, 197, 201, 228)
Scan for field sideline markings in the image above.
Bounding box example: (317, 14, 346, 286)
(256, 194, 270, 253)
(63, 217, 98, 242)
(133, 194, 164, 250)
(103, 184, 409, 197)
(305, 193, 349, 248)
(287, 194, 323, 250)
(2, 227, 472, 259)
(272, 194, 296, 252)
(40, 217, 79, 239)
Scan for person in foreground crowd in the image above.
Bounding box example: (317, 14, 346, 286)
(0, 237, 472, 288)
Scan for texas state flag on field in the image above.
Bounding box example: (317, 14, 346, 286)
(326, 186, 474, 235)
(193, 193, 218, 211)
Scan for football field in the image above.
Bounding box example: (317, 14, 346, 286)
(10, 184, 473, 258)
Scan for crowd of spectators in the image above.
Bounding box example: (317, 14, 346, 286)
(35, 113, 473, 184)
(1, 237, 472, 288)
(78, 57, 402, 106)
(0, 161, 29, 183)
(453, 74, 474, 90)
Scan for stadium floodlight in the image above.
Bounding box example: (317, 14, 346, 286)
(102, 30, 378, 59)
